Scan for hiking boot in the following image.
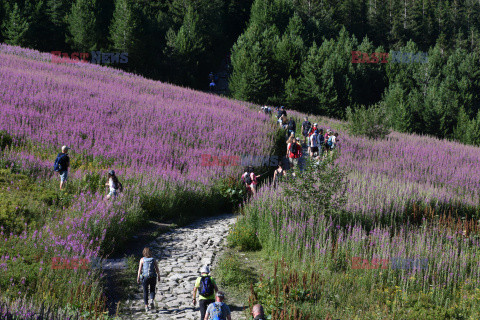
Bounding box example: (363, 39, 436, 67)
(145, 305, 150, 312)
(150, 302, 154, 309)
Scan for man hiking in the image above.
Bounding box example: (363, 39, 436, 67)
(204, 291, 231, 320)
(193, 266, 219, 320)
(309, 129, 320, 157)
(302, 117, 312, 145)
(287, 117, 296, 138)
(251, 304, 266, 320)
(276, 106, 286, 125)
(287, 137, 302, 171)
(136, 247, 161, 312)
(53, 145, 70, 190)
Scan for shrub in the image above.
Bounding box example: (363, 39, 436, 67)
(227, 220, 261, 251)
(346, 104, 391, 139)
(0, 130, 13, 150)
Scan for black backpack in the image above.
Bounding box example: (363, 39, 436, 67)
(303, 121, 311, 134)
(53, 153, 67, 172)
(243, 172, 253, 185)
(288, 119, 295, 130)
(199, 276, 214, 296)
(290, 143, 298, 154)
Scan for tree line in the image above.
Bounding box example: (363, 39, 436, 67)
(3, 0, 480, 145)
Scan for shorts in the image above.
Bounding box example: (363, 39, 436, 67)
(59, 170, 68, 182)
(289, 157, 299, 167)
(310, 147, 319, 153)
(108, 190, 118, 197)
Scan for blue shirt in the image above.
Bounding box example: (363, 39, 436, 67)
(206, 302, 231, 319)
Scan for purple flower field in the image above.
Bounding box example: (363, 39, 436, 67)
(0, 44, 275, 316)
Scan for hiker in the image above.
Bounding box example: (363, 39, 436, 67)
(273, 163, 286, 187)
(309, 129, 320, 157)
(276, 106, 286, 125)
(317, 128, 325, 155)
(308, 123, 319, 140)
(209, 80, 216, 91)
(302, 117, 312, 145)
(287, 117, 296, 138)
(287, 137, 302, 170)
(242, 166, 260, 195)
(331, 132, 339, 150)
(137, 247, 161, 312)
(280, 115, 288, 129)
(105, 170, 123, 199)
(209, 72, 214, 81)
(204, 291, 231, 320)
(193, 266, 219, 320)
(251, 304, 266, 320)
(324, 129, 332, 153)
(53, 145, 70, 190)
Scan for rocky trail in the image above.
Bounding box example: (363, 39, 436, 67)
(119, 214, 246, 320)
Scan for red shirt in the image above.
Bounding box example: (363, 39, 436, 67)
(309, 126, 318, 137)
(288, 143, 302, 158)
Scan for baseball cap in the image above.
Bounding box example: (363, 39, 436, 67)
(216, 291, 225, 298)
(314, 123, 318, 126)
(61, 145, 70, 152)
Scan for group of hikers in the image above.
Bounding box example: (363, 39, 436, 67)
(53, 145, 123, 199)
(243, 106, 339, 193)
(137, 247, 266, 319)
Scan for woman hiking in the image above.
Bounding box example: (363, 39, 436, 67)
(273, 163, 286, 187)
(105, 170, 123, 199)
(137, 247, 161, 312)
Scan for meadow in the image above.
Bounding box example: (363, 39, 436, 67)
(230, 111, 480, 319)
(0, 44, 276, 317)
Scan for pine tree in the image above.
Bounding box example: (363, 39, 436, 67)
(68, 0, 99, 52)
(110, 0, 138, 53)
(2, 3, 30, 46)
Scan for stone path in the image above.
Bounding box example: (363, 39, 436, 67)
(119, 214, 245, 320)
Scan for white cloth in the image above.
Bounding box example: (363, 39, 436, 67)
(108, 178, 116, 192)
(310, 133, 319, 148)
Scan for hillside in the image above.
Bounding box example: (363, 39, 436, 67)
(0, 44, 276, 318)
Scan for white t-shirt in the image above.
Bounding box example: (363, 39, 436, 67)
(109, 178, 116, 192)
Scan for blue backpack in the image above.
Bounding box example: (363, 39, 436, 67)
(53, 153, 67, 172)
(142, 257, 156, 279)
(327, 136, 333, 147)
(210, 302, 224, 320)
(199, 276, 214, 296)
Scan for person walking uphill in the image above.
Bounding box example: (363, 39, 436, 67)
(287, 137, 302, 171)
(251, 304, 266, 320)
(204, 291, 231, 320)
(193, 266, 219, 320)
(105, 170, 123, 199)
(137, 247, 161, 312)
(53, 145, 70, 190)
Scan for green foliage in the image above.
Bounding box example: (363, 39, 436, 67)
(2, 2, 30, 46)
(216, 252, 257, 290)
(0, 130, 13, 150)
(346, 104, 391, 139)
(282, 154, 348, 218)
(67, 0, 99, 51)
(227, 219, 262, 251)
(109, 0, 139, 53)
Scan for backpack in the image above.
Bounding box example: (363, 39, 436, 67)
(303, 121, 311, 134)
(288, 120, 295, 130)
(243, 172, 253, 185)
(199, 276, 214, 297)
(327, 136, 333, 147)
(290, 143, 298, 155)
(142, 257, 156, 279)
(210, 302, 223, 320)
(53, 153, 67, 172)
(318, 134, 325, 145)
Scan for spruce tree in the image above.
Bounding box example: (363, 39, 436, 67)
(68, 0, 99, 52)
(2, 3, 30, 46)
(110, 0, 138, 53)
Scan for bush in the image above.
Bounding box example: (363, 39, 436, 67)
(227, 220, 261, 251)
(346, 104, 391, 139)
(0, 130, 13, 150)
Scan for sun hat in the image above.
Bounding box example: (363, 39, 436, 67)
(200, 266, 210, 274)
(61, 145, 70, 152)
